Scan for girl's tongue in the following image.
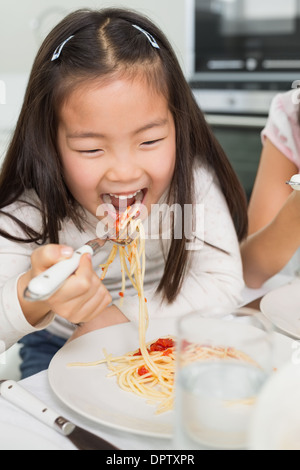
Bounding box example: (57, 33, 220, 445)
(110, 194, 136, 211)
(102, 189, 144, 213)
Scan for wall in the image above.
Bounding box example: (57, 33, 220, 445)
(0, 0, 193, 161)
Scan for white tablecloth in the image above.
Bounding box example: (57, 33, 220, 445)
(0, 370, 173, 450)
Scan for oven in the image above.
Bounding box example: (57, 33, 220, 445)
(188, 0, 300, 199)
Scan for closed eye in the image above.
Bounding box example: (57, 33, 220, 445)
(142, 139, 164, 146)
(79, 149, 103, 155)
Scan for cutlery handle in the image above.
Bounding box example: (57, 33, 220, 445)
(24, 245, 93, 301)
(0, 380, 60, 430)
(286, 174, 300, 191)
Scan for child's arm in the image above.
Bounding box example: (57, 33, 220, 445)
(68, 305, 129, 341)
(0, 240, 112, 350)
(241, 138, 300, 288)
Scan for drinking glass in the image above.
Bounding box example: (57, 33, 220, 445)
(174, 308, 273, 449)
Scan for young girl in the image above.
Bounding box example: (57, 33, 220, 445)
(241, 89, 300, 288)
(0, 8, 247, 379)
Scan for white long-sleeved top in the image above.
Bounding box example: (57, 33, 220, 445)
(0, 165, 244, 349)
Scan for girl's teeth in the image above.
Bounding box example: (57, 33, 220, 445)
(109, 190, 139, 200)
(106, 189, 143, 202)
(102, 194, 112, 204)
(135, 190, 143, 202)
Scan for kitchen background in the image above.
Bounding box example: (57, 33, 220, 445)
(1, 0, 300, 200)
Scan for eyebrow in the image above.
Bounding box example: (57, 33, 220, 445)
(66, 119, 168, 139)
(135, 119, 168, 134)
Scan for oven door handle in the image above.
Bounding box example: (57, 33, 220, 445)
(205, 114, 267, 129)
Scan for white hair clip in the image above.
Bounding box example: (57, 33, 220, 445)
(132, 25, 160, 49)
(51, 35, 74, 61)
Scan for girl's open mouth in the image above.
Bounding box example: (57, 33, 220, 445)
(101, 189, 146, 214)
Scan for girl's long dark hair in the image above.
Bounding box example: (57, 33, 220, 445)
(0, 8, 248, 302)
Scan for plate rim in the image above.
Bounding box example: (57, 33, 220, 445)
(260, 279, 300, 339)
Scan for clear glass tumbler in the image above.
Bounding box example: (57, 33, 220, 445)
(174, 308, 273, 449)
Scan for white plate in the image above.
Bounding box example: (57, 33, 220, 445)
(249, 362, 300, 450)
(260, 279, 300, 338)
(49, 318, 176, 438)
(48, 317, 294, 438)
(0, 422, 61, 450)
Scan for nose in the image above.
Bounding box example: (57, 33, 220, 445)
(105, 154, 144, 183)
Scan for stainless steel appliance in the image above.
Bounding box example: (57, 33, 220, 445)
(190, 0, 300, 114)
(188, 0, 300, 198)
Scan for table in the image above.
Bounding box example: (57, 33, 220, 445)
(0, 273, 295, 450)
(0, 370, 173, 450)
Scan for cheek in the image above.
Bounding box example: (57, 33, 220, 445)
(62, 156, 95, 189)
(153, 146, 176, 189)
(153, 163, 174, 190)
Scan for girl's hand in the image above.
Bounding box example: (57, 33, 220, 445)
(18, 244, 112, 327)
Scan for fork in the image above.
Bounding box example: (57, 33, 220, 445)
(23, 234, 135, 302)
(23, 203, 142, 302)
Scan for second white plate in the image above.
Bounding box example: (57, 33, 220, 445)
(260, 279, 300, 338)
